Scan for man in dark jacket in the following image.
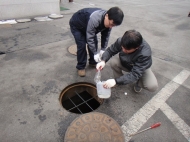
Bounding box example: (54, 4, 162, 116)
(69, 7, 124, 77)
(96, 30, 158, 92)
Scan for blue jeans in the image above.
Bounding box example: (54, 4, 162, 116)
(69, 21, 97, 70)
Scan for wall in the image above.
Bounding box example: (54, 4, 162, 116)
(0, 0, 60, 20)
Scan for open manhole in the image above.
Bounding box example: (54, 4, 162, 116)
(64, 112, 125, 142)
(59, 82, 103, 114)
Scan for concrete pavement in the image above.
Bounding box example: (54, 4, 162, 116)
(0, 0, 190, 141)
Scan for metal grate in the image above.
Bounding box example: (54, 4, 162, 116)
(62, 90, 100, 114)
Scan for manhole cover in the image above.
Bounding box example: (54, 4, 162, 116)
(48, 14, 63, 19)
(64, 112, 125, 142)
(68, 44, 89, 55)
(59, 82, 103, 114)
(16, 19, 31, 23)
(34, 16, 52, 21)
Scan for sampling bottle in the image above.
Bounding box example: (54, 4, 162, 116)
(96, 81, 111, 98)
(94, 70, 101, 83)
(94, 69, 111, 99)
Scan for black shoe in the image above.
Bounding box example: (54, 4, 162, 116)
(0, 51, 5, 55)
(89, 63, 96, 67)
(134, 82, 142, 93)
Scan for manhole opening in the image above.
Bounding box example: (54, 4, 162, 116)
(59, 82, 103, 114)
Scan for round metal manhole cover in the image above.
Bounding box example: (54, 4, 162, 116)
(16, 19, 31, 23)
(48, 14, 63, 19)
(68, 44, 89, 56)
(64, 112, 125, 142)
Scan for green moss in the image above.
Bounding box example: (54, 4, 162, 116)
(60, 7, 69, 11)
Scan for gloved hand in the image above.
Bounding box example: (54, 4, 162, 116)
(99, 50, 105, 58)
(103, 79, 116, 89)
(94, 53, 101, 62)
(96, 61, 105, 70)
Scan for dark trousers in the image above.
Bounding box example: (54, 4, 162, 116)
(69, 22, 97, 70)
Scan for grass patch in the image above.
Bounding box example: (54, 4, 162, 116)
(60, 7, 69, 11)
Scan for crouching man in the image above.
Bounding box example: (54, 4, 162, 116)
(96, 30, 158, 92)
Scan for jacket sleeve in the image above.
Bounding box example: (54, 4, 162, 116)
(86, 19, 98, 54)
(115, 55, 152, 85)
(101, 37, 122, 62)
(101, 28, 111, 50)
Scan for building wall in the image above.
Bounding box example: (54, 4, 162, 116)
(0, 0, 60, 20)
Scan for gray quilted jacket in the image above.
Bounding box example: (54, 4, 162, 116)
(101, 37, 152, 85)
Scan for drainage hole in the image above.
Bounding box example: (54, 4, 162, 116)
(59, 82, 103, 114)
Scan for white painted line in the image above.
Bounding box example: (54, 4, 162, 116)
(173, 70, 190, 84)
(160, 103, 190, 141)
(121, 70, 190, 142)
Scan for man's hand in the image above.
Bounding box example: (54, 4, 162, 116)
(96, 61, 105, 70)
(94, 53, 101, 62)
(103, 79, 116, 88)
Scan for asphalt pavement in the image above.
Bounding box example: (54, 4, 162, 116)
(0, 0, 190, 142)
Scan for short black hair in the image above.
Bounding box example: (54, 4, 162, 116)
(121, 30, 143, 50)
(107, 7, 124, 25)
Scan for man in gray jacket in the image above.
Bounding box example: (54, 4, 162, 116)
(69, 7, 124, 77)
(96, 30, 158, 92)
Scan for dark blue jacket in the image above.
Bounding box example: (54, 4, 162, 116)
(70, 8, 111, 54)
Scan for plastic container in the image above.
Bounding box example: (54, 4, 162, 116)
(94, 70, 101, 83)
(96, 81, 111, 98)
